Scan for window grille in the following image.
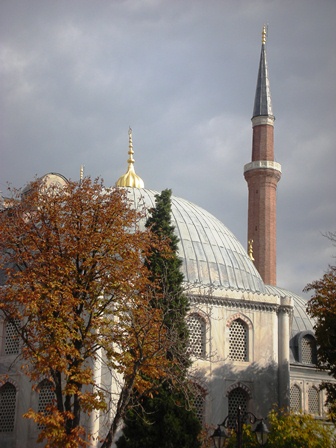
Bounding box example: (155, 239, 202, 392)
(0, 382, 16, 432)
(228, 388, 247, 428)
(229, 319, 247, 361)
(301, 336, 317, 364)
(193, 389, 205, 424)
(308, 387, 320, 415)
(37, 380, 55, 429)
(290, 385, 302, 412)
(187, 313, 206, 357)
(4, 319, 20, 355)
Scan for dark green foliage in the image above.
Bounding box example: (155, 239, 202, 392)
(116, 384, 201, 448)
(117, 189, 201, 448)
(145, 189, 190, 368)
(144, 190, 186, 303)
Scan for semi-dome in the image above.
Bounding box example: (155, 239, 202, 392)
(265, 285, 315, 337)
(125, 188, 266, 294)
(266, 285, 316, 365)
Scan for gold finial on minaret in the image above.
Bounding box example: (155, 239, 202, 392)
(262, 24, 267, 45)
(248, 239, 255, 261)
(115, 127, 145, 188)
(80, 164, 84, 182)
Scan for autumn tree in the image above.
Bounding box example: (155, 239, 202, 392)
(0, 177, 178, 448)
(117, 189, 202, 448)
(305, 233, 336, 417)
(224, 410, 335, 448)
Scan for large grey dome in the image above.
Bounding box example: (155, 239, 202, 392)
(125, 188, 265, 294)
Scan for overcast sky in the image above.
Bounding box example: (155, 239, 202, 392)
(1, 0, 335, 297)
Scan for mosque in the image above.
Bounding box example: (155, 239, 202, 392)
(0, 27, 330, 447)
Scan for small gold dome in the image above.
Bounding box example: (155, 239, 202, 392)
(115, 128, 144, 188)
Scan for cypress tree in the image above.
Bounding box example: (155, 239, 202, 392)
(145, 189, 190, 367)
(117, 189, 201, 448)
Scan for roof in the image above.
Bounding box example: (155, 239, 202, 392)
(125, 188, 265, 293)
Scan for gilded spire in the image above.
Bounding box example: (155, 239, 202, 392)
(127, 127, 135, 167)
(262, 24, 267, 45)
(80, 164, 84, 182)
(115, 128, 145, 188)
(248, 239, 255, 261)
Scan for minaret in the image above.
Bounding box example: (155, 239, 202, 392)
(244, 26, 281, 286)
(115, 127, 145, 188)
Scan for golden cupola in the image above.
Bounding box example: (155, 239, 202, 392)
(115, 128, 144, 188)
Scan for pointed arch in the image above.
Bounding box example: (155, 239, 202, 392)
(301, 334, 317, 365)
(37, 379, 55, 429)
(2, 318, 20, 355)
(226, 313, 252, 329)
(226, 382, 252, 399)
(0, 382, 17, 432)
(294, 331, 317, 365)
(290, 383, 302, 413)
(308, 386, 320, 415)
(192, 383, 207, 425)
(186, 312, 206, 357)
(226, 383, 251, 428)
(227, 314, 252, 362)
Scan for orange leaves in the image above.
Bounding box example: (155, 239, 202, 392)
(24, 407, 88, 448)
(0, 177, 175, 447)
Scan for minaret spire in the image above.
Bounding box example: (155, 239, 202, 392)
(252, 24, 273, 119)
(115, 127, 145, 188)
(244, 27, 281, 286)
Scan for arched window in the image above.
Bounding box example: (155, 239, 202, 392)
(37, 380, 55, 429)
(187, 313, 206, 357)
(228, 387, 248, 428)
(308, 386, 320, 415)
(301, 335, 317, 365)
(3, 319, 20, 355)
(229, 319, 248, 362)
(290, 384, 302, 413)
(0, 382, 16, 432)
(193, 385, 206, 425)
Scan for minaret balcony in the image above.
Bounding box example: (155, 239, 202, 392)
(244, 160, 282, 174)
(251, 116, 275, 127)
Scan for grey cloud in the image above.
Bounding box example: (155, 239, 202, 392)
(1, 0, 335, 296)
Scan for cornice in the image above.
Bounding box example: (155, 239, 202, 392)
(278, 305, 293, 315)
(188, 294, 279, 313)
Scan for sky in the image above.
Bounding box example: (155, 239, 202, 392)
(1, 0, 335, 297)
